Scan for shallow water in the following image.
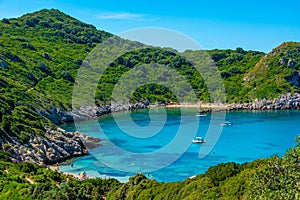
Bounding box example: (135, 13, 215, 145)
(60, 108, 300, 182)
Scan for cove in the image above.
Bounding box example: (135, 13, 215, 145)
(59, 108, 300, 182)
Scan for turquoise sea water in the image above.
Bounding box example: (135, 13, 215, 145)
(60, 108, 300, 182)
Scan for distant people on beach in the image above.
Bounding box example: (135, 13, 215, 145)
(79, 171, 87, 180)
(56, 162, 59, 171)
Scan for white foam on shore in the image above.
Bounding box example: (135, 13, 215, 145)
(59, 165, 130, 183)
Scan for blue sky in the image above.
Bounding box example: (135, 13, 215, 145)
(0, 0, 299, 52)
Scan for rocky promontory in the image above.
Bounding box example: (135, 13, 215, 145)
(0, 126, 98, 165)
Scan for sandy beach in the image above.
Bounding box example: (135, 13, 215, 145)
(48, 164, 90, 180)
(165, 103, 229, 109)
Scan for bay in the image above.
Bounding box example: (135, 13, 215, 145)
(60, 108, 300, 182)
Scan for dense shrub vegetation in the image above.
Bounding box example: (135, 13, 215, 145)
(0, 9, 111, 142)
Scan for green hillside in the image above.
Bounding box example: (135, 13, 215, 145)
(0, 9, 111, 144)
(0, 8, 111, 109)
(207, 48, 265, 102)
(244, 42, 300, 99)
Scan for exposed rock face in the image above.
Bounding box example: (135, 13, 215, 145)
(39, 108, 74, 124)
(40, 102, 149, 125)
(0, 126, 94, 165)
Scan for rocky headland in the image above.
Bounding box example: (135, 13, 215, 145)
(0, 126, 98, 165)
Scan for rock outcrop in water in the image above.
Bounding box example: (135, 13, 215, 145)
(0, 126, 97, 165)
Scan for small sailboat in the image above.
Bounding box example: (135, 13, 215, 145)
(220, 121, 232, 126)
(192, 137, 205, 144)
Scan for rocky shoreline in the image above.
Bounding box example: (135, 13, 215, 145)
(40, 102, 149, 125)
(40, 93, 300, 124)
(194, 93, 300, 113)
(227, 93, 300, 111)
(1, 126, 99, 165)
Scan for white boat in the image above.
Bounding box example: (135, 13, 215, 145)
(220, 121, 232, 126)
(192, 137, 205, 144)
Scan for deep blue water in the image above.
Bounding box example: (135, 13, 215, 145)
(60, 108, 300, 182)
